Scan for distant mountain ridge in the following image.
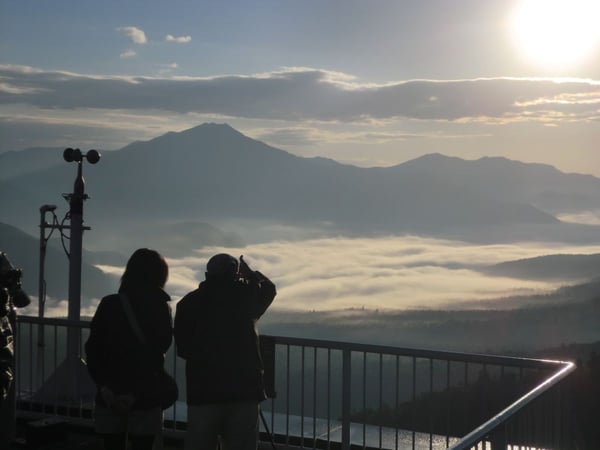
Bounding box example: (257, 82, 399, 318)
(483, 253, 600, 282)
(0, 147, 65, 181)
(395, 153, 600, 214)
(2, 123, 600, 245)
(0, 222, 116, 303)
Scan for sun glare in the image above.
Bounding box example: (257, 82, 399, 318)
(512, 0, 600, 68)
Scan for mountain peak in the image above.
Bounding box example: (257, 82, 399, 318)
(182, 122, 239, 136)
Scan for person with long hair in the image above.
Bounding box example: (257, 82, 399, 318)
(85, 248, 173, 450)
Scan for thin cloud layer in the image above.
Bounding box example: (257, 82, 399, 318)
(120, 50, 137, 59)
(117, 26, 147, 44)
(155, 236, 600, 311)
(165, 34, 192, 43)
(32, 235, 600, 318)
(1, 65, 598, 123)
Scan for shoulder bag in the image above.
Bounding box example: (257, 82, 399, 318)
(119, 293, 178, 410)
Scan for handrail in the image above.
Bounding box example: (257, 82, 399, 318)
(449, 359, 576, 449)
(265, 334, 565, 370)
(18, 316, 90, 328)
(15, 315, 577, 449)
(19, 317, 562, 370)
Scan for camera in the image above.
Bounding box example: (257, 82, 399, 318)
(0, 252, 31, 311)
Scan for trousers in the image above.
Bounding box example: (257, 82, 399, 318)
(185, 401, 258, 450)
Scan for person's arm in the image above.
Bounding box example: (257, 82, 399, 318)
(239, 256, 276, 318)
(253, 272, 276, 318)
(84, 298, 111, 387)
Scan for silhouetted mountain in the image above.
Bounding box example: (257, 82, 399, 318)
(3, 123, 599, 247)
(396, 153, 600, 214)
(482, 253, 600, 282)
(89, 220, 245, 258)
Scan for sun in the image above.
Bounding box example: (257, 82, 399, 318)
(511, 0, 600, 69)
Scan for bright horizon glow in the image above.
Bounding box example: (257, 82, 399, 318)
(512, 0, 600, 69)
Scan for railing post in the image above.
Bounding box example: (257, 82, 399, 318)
(342, 348, 351, 450)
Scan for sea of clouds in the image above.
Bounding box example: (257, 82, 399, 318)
(44, 234, 598, 319)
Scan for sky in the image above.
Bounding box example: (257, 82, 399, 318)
(1, 0, 600, 174)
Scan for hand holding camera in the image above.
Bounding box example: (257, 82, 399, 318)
(239, 255, 251, 276)
(238, 255, 256, 282)
(238, 255, 268, 285)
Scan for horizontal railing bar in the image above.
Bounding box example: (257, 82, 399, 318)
(18, 315, 569, 371)
(261, 333, 568, 371)
(18, 316, 90, 329)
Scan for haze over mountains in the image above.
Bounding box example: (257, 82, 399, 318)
(3, 122, 600, 250)
(4, 122, 600, 287)
(0, 124, 600, 253)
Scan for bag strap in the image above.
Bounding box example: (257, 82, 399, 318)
(119, 293, 148, 345)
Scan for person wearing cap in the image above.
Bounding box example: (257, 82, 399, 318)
(174, 254, 276, 450)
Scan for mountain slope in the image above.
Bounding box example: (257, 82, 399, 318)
(0, 222, 116, 305)
(394, 153, 600, 213)
(0, 147, 65, 181)
(483, 253, 600, 282)
(1, 123, 594, 245)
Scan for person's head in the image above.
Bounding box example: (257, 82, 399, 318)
(205, 253, 238, 280)
(121, 248, 168, 290)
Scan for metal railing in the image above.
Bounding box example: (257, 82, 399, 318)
(15, 315, 576, 449)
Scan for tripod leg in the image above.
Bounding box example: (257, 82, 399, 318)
(259, 408, 277, 450)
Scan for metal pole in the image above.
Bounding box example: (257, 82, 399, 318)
(38, 210, 47, 322)
(37, 207, 48, 388)
(67, 161, 84, 366)
(341, 348, 351, 450)
(37, 204, 56, 321)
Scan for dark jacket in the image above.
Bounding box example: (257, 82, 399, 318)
(174, 274, 276, 405)
(0, 314, 13, 401)
(84, 287, 172, 410)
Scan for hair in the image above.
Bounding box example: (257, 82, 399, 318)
(120, 248, 168, 290)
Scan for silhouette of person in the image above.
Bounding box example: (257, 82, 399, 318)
(0, 300, 14, 450)
(85, 248, 173, 450)
(0, 288, 14, 404)
(175, 254, 276, 450)
(0, 252, 30, 449)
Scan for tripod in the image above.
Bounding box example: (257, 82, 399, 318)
(259, 407, 277, 450)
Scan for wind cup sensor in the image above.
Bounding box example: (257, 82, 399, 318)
(63, 148, 101, 164)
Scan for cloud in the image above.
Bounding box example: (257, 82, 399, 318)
(254, 127, 322, 147)
(33, 234, 600, 317)
(165, 34, 192, 43)
(120, 49, 137, 59)
(1, 65, 598, 124)
(557, 211, 600, 226)
(157, 63, 179, 75)
(117, 26, 147, 44)
(0, 112, 171, 151)
(159, 235, 600, 311)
